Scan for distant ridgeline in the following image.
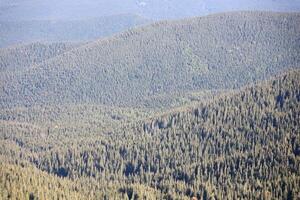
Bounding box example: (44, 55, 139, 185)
(0, 12, 299, 109)
(0, 14, 150, 48)
(0, 0, 300, 21)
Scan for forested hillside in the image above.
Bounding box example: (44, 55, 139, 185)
(1, 11, 299, 109)
(0, 14, 150, 47)
(1, 69, 299, 199)
(0, 10, 299, 200)
(0, 162, 88, 200)
(0, 42, 79, 72)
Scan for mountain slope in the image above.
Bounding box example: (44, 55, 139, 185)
(1, 11, 299, 109)
(0, 14, 150, 47)
(1, 69, 299, 199)
(0, 42, 80, 72)
(0, 162, 87, 200)
(0, 162, 162, 200)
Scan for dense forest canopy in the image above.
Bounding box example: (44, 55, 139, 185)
(1, 12, 299, 109)
(0, 42, 80, 71)
(0, 10, 300, 200)
(1, 69, 299, 199)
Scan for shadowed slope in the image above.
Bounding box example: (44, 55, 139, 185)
(1, 11, 299, 109)
(0, 42, 80, 72)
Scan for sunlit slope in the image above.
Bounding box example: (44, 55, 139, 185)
(1, 69, 299, 199)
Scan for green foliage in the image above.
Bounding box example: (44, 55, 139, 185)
(1, 12, 299, 109)
(1, 69, 299, 199)
(0, 42, 78, 72)
(1, 11, 300, 199)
